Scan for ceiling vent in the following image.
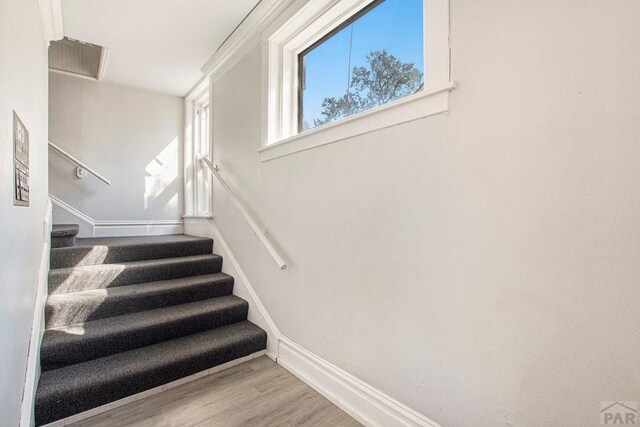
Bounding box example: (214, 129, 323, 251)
(49, 37, 108, 81)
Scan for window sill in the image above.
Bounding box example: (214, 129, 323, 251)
(259, 81, 456, 162)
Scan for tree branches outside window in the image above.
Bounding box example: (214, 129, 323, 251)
(311, 50, 423, 128)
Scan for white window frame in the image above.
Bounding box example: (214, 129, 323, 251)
(260, 0, 454, 161)
(183, 78, 213, 218)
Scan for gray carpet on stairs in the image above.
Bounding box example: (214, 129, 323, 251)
(48, 254, 223, 294)
(36, 229, 267, 426)
(51, 224, 79, 248)
(45, 273, 235, 328)
(36, 321, 267, 425)
(41, 296, 249, 370)
(51, 235, 213, 268)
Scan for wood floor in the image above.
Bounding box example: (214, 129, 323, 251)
(69, 356, 361, 427)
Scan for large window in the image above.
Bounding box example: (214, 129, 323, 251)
(299, 0, 424, 131)
(261, 0, 452, 161)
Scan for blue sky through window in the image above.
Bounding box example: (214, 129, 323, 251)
(300, 0, 424, 129)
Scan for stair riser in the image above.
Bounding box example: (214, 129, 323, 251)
(51, 235, 76, 249)
(48, 256, 223, 294)
(50, 239, 214, 269)
(45, 279, 234, 329)
(41, 301, 249, 371)
(35, 328, 267, 425)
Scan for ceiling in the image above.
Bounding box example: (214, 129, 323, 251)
(61, 0, 260, 97)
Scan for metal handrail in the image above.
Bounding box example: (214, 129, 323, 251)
(48, 141, 111, 185)
(200, 157, 287, 270)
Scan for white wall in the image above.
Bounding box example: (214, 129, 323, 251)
(0, 0, 49, 425)
(49, 73, 184, 222)
(208, 1, 640, 425)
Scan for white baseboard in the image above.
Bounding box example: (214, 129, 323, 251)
(50, 194, 183, 237)
(20, 199, 53, 427)
(277, 337, 441, 427)
(49, 195, 93, 236)
(92, 220, 184, 237)
(42, 350, 266, 427)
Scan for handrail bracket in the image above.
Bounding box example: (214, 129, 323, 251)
(48, 141, 111, 186)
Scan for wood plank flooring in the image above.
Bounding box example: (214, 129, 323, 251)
(68, 356, 361, 427)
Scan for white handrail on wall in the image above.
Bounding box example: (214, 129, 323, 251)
(48, 141, 111, 186)
(200, 157, 287, 270)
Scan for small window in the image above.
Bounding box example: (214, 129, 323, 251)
(298, 0, 424, 131)
(195, 98, 211, 216)
(184, 81, 212, 218)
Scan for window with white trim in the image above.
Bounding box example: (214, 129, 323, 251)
(261, 0, 453, 161)
(195, 98, 211, 216)
(299, 0, 424, 131)
(184, 82, 212, 217)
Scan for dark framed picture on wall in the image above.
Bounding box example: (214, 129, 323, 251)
(13, 111, 29, 207)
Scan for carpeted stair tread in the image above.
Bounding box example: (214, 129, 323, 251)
(51, 234, 214, 268)
(45, 273, 234, 328)
(51, 224, 80, 237)
(41, 295, 249, 371)
(48, 254, 223, 294)
(51, 224, 80, 248)
(35, 321, 267, 425)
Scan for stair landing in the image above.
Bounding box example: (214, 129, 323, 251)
(51, 224, 79, 248)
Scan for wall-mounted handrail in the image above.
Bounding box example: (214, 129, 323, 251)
(48, 141, 111, 186)
(200, 157, 287, 270)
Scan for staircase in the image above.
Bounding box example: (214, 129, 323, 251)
(36, 225, 267, 426)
